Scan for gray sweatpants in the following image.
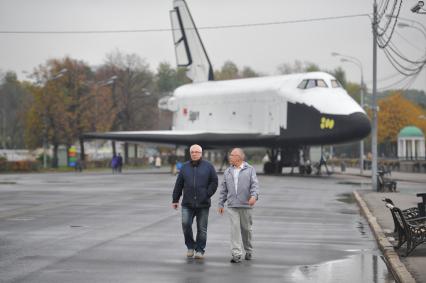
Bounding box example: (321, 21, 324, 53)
(227, 207, 253, 257)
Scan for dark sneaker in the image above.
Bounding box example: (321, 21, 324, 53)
(194, 251, 204, 259)
(187, 249, 194, 258)
(230, 256, 241, 263)
(245, 253, 252, 260)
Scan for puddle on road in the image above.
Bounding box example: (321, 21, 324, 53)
(336, 193, 356, 204)
(356, 221, 367, 236)
(46, 180, 71, 184)
(0, 181, 16, 185)
(289, 254, 395, 283)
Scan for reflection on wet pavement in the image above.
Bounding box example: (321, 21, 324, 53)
(290, 254, 395, 283)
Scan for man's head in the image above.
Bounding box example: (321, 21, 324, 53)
(229, 148, 245, 167)
(189, 144, 203, 161)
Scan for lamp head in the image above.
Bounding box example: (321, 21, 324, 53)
(411, 1, 424, 13)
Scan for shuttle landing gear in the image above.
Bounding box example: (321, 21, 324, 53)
(263, 146, 312, 175)
(298, 164, 312, 175)
(263, 148, 282, 174)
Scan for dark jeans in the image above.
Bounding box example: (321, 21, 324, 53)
(181, 206, 209, 254)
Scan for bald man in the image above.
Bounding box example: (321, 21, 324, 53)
(172, 144, 218, 259)
(218, 148, 260, 263)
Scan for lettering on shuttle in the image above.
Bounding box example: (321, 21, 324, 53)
(320, 117, 335, 130)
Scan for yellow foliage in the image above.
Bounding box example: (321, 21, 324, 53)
(377, 92, 426, 143)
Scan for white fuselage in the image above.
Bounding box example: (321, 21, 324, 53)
(169, 72, 365, 135)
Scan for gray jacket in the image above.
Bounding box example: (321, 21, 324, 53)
(218, 162, 260, 208)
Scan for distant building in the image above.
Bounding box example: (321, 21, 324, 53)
(398, 126, 425, 160)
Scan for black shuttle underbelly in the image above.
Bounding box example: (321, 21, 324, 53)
(278, 102, 371, 145)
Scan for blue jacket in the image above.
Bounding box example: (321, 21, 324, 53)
(172, 159, 218, 208)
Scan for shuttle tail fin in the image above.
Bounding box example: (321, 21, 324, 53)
(170, 0, 214, 82)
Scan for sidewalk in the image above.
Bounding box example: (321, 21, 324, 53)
(337, 166, 426, 184)
(355, 178, 426, 283)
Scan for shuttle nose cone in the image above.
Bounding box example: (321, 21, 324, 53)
(344, 112, 371, 141)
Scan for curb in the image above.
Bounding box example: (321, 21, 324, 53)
(353, 191, 416, 283)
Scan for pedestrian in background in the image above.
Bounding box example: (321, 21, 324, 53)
(117, 153, 123, 173)
(111, 154, 118, 174)
(168, 152, 178, 175)
(155, 155, 162, 168)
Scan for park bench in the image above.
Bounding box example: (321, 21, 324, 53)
(377, 169, 396, 192)
(383, 194, 426, 233)
(384, 202, 426, 256)
(383, 198, 419, 234)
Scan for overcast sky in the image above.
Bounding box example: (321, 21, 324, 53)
(0, 0, 425, 92)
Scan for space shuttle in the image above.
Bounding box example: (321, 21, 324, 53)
(83, 0, 371, 174)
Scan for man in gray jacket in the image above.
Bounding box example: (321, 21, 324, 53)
(218, 148, 260, 263)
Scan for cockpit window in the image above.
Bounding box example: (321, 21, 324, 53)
(316, 80, 328, 88)
(297, 80, 308, 89)
(306, 79, 316, 89)
(298, 79, 329, 89)
(331, 79, 342, 88)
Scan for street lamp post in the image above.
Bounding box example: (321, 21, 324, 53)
(332, 52, 366, 175)
(97, 75, 117, 129)
(93, 75, 117, 160)
(42, 68, 67, 169)
(0, 88, 5, 149)
(372, 0, 379, 191)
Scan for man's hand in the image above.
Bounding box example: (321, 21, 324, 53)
(248, 196, 257, 207)
(218, 207, 225, 215)
(172, 203, 179, 210)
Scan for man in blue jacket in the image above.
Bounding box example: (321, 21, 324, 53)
(172, 144, 218, 259)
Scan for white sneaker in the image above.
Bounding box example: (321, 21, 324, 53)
(194, 251, 204, 259)
(187, 249, 194, 258)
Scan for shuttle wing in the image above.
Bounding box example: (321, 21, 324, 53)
(83, 130, 277, 147)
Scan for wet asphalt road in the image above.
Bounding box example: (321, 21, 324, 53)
(0, 170, 394, 283)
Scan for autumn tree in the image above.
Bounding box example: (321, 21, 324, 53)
(214, 61, 240, 80)
(345, 82, 362, 103)
(23, 83, 43, 149)
(154, 62, 191, 130)
(0, 72, 30, 149)
(377, 92, 426, 156)
(24, 70, 69, 165)
(53, 57, 94, 160)
(276, 60, 320, 75)
(214, 61, 260, 80)
(25, 57, 94, 166)
(156, 62, 190, 93)
(241, 66, 260, 78)
(101, 50, 155, 131)
(329, 67, 347, 89)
